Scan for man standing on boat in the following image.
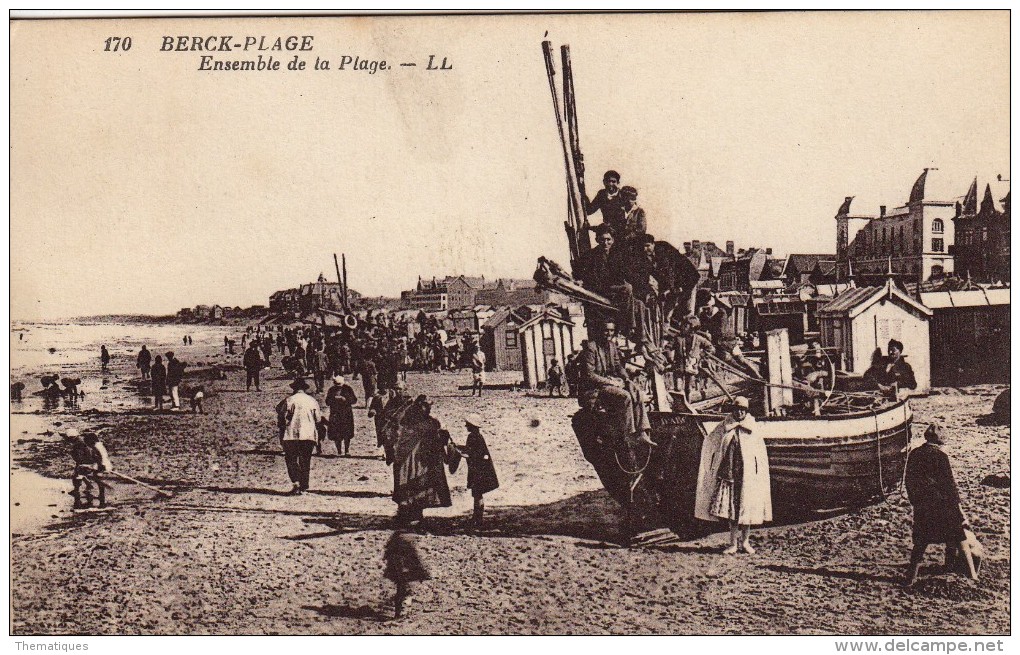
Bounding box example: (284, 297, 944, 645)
(579, 321, 655, 448)
(583, 169, 626, 233)
(616, 186, 647, 246)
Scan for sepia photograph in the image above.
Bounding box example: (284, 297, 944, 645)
(8, 10, 1011, 639)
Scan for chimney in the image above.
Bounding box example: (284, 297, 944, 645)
(737, 248, 746, 258)
(726, 240, 734, 256)
(880, 206, 886, 217)
(683, 241, 691, 255)
(766, 247, 773, 256)
(692, 239, 701, 251)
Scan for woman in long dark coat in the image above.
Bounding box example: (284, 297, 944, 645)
(391, 395, 451, 525)
(325, 375, 358, 456)
(150, 355, 167, 411)
(904, 424, 968, 586)
(462, 413, 499, 530)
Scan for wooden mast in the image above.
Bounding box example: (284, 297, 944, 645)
(542, 41, 586, 270)
(342, 254, 350, 311)
(561, 44, 591, 257)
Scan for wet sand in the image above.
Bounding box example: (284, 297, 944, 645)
(9, 335, 1010, 635)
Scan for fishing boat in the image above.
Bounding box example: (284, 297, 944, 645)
(535, 41, 913, 539)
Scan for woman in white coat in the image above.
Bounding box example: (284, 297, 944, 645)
(694, 396, 772, 554)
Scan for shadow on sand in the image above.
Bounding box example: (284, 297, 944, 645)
(761, 563, 903, 585)
(301, 604, 392, 622)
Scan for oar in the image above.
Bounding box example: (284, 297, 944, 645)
(106, 470, 174, 498)
(702, 366, 736, 403)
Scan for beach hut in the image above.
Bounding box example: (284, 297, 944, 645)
(518, 305, 579, 389)
(818, 277, 933, 393)
(480, 306, 522, 372)
(921, 287, 1010, 386)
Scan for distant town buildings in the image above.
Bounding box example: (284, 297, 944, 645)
(834, 169, 982, 284)
(400, 275, 563, 311)
(951, 179, 1011, 284)
(269, 273, 361, 315)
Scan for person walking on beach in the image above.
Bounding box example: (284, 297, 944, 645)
(470, 348, 486, 396)
(243, 341, 263, 392)
(310, 346, 327, 393)
(136, 345, 152, 381)
(904, 424, 972, 587)
(276, 378, 322, 494)
(383, 529, 430, 619)
(326, 375, 358, 456)
(360, 356, 378, 408)
(100, 345, 111, 372)
(694, 396, 772, 554)
(391, 395, 452, 527)
(547, 359, 564, 397)
(150, 355, 167, 411)
(165, 352, 186, 410)
(459, 413, 499, 531)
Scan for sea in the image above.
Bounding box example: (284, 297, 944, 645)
(11, 321, 239, 411)
(10, 320, 242, 535)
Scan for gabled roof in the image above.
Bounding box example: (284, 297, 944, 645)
(514, 304, 573, 331)
(783, 254, 833, 278)
(710, 256, 727, 277)
(818, 279, 932, 318)
(481, 306, 514, 330)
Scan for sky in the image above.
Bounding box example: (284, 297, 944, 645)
(10, 11, 1010, 320)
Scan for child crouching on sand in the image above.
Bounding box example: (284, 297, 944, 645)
(63, 428, 112, 509)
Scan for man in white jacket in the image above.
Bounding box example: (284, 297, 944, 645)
(277, 378, 322, 495)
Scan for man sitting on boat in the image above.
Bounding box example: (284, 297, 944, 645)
(864, 339, 917, 399)
(579, 320, 655, 448)
(575, 224, 635, 334)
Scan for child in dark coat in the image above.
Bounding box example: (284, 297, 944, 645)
(383, 530, 430, 618)
(461, 414, 499, 530)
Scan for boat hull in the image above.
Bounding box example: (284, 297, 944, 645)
(572, 400, 913, 537)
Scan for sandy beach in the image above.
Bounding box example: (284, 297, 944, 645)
(9, 332, 1010, 635)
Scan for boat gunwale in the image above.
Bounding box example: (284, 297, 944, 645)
(652, 398, 912, 424)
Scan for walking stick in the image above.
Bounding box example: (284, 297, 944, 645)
(106, 470, 174, 497)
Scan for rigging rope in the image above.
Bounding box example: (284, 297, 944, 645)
(702, 352, 887, 403)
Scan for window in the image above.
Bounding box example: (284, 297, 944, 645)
(505, 329, 517, 348)
(932, 238, 944, 252)
(932, 218, 944, 234)
(982, 227, 988, 242)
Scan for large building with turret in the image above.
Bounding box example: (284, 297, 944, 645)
(835, 169, 960, 283)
